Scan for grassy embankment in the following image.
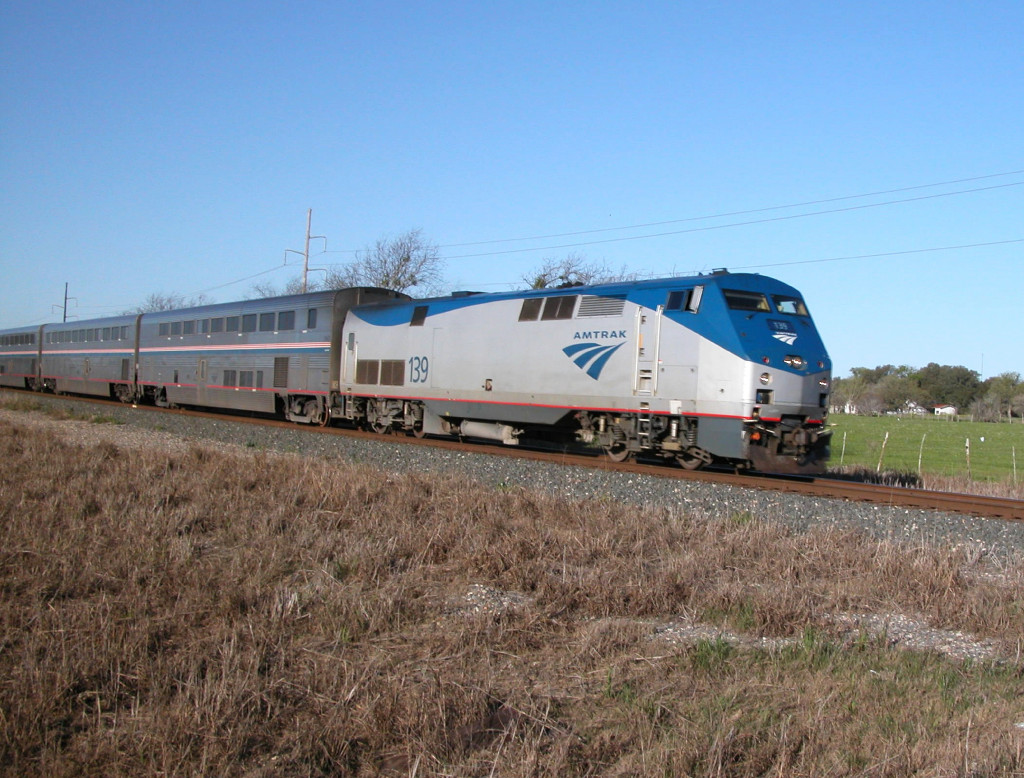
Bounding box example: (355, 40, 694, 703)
(2, 409, 1023, 776)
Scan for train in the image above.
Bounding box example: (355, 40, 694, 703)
(0, 270, 833, 473)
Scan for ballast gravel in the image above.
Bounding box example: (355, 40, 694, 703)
(4, 391, 1024, 566)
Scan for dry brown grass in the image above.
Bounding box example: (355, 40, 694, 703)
(2, 418, 1024, 776)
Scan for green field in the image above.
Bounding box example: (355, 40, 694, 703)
(828, 414, 1023, 482)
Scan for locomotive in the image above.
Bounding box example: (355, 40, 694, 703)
(0, 270, 832, 473)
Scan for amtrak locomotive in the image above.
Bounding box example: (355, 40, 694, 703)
(0, 270, 832, 473)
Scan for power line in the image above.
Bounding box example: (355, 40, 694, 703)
(152, 171, 1024, 300)
(434, 181, 1024, 260)
(437, 168, 1024, 248)
(468, 238, 1024, 287)
(724, 238, 1024, 271)
(317, 168, 1024, 257)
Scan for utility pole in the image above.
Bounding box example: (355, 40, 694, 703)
(302, 209, 312, 293)
(285, 209, 327, 294)
(52, 282, 76, 322)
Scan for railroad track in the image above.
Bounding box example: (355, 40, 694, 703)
(3, 387, 1022, 521)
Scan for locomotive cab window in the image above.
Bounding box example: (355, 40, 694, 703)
(723, 289, 770, 312)
(665, 285, 704, 313)
(410, 306, 428, 326)
(771, 295, 809, 316)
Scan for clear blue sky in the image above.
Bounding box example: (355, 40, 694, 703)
(2, 1, 1021, 379)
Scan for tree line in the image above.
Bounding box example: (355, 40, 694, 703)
(831, 364, 1024, 422)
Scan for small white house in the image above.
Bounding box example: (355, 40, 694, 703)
(934, 404, 957, 417)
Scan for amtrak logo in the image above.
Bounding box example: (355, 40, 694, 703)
(562, 342, 625, 380)
(768, 319, 797, 345)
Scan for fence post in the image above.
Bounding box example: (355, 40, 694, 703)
(965, 438, 971, 480)
(918, 433, 927, 474)
(840, 431, 847, 467)
(877, 431, 889, 473)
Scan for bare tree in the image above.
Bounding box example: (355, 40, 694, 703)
(523, 253, 640, 289)
(323, 229, 444, 296)
(127, 292, 212, 314)
(249, 277, 314, 299)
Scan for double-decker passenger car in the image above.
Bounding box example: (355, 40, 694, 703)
(134, 288, 409, 421)
(0, 326, 42, 390)
(39, 315, 140, 400)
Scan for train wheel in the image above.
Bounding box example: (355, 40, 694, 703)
(604, 443, 632, 463)
(676, 451, 706, 470)
(411, 424, 427, 439)
(318, 407, 331, 427)
(676, 443, 713, 470)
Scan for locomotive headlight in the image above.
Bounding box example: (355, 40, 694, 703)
(759, 372, 772, 385)
(783, 355, 806, 369)
(818, 379, 829, 390)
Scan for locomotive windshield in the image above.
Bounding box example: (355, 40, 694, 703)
(771, 295, 809, 316)
(724, 289, 809, 316)
(723, 289, 770, 312)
